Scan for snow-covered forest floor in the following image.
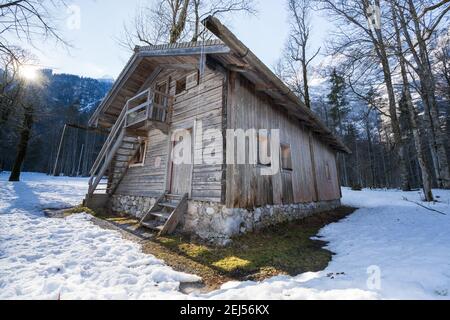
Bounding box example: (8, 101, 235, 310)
(1, 173, 449, 300)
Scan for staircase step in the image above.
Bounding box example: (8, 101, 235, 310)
(123, 137, 139, 143)
(159, 202, 178, 209)
(165, 194, 183, 199)
(150, 211, 171, 220)
(115, 153, 133, 158)
(141, 221, 164, 232)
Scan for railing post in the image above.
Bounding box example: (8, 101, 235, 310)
(124, 101, 128, 128)
(146, 89, 150, 121)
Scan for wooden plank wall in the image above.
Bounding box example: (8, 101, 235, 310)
(115, 128, 170, 197)
(312, 137, 341, 201)
(115, 65, 225, 202)
(226, 73, 341, 209)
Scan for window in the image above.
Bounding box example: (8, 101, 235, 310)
(325, 163, 331, 180)
(281, 144, 293, 171)
(175, 71, 199, 95)
(257, 132, 271, 166)
(186, 71, 199, 90)
(155, 82, 168, 103)
(175, 77, 187, 95)
(130, 140, 147, 167)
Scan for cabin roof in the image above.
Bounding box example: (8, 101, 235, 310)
(89, 18, 350, 154)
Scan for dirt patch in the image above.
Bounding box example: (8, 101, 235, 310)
(89, 206, 356, 292)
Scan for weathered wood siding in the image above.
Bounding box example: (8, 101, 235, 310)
(311, 137, 341, 201)
(226, 73, 340, 208)
(115, 129, 170, 197)
(115, 65, 225, 202)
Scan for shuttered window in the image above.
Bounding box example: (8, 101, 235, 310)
(258, 132, 271, 166)
(186, 71, 199, 90)
(325, 163, 331, 180)
(281, 144, 293, 171)
(130, 140, 147, 167)
(175, 71, 199, 95)
(175, 77, 187, 95)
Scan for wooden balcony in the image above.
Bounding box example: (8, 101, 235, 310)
(125, 89, 172, 134)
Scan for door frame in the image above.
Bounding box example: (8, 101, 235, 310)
(166, 127, 194, 197)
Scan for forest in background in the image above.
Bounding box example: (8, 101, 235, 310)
(0, 0, 449, 202)
(0, 70, 112, 176)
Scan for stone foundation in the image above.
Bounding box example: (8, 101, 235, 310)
(184, 199, 341, 245)
(111, 195, 157, 219)
(111, 194, 341, 246)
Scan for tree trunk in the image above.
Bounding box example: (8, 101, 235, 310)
(365, 115, 376, 188)
(302, 50, 311, 109)
(191, 0, 200, 42)
(169, 0, 190, 44)
(379, 54, 410, 191)
(391, 5, 433, 200)
(400, 0, 450, 188)
(367, 0, 410, 190)
(9, 104, 34, 182)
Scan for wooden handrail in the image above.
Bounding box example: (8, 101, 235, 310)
(127, 102, 151, 115)
(90, 105, 127, 176)
(88, 103, 128, 194)
(88, 87, 174, 196)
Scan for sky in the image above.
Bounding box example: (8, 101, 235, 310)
(20, 0, 331, 79)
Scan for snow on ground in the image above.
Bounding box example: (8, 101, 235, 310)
(0, 172, 199, 300)
(203, 188, 450, 300)
(1, 172, 450, 300)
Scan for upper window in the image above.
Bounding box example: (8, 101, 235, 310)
(130, 140, 147, 167)
(154, 81, 168, 105)
(257, 132, 271, 166)
(281, 144, 293, 171)
(175, 71, 199, 95)
(325, 163, 331, 180)
(175, 77, 187, 95)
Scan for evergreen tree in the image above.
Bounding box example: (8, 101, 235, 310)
(327, 69, 349, 135)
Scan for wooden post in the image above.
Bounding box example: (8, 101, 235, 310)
(77, 144, 84, 177)
(309, 131, 319, 202)
(53, 124, 67, 176)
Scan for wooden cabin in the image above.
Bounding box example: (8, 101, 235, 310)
(85, 17, 349, 244)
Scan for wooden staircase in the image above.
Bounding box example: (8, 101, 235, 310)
(86, 89, 173, 202)
(139, 192, 188, 235)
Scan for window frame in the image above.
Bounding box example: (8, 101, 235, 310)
(129, 140, 148, 168)
(257, 131, 272, 167)
(325, 162, 332, 181)
(175, 76, 187, 96)
(280, 143, 293, 172)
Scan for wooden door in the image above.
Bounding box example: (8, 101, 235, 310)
(169, 129, 193, 195)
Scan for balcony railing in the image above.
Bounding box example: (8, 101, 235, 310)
(125, 89, 172, 128)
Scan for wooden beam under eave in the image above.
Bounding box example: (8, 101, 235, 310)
(126, 128, 149, 137)
(138, 44, 230, 58)
(159, 63, 200, 70)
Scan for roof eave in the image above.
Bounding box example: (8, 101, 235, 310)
(202, 15, 350, 154)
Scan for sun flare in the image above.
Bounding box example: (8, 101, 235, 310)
(19, 65, 40, 81)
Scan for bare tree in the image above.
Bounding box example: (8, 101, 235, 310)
(434, 30, 450, 102)
(317, 0, 411, 191)
(0, 51, 23, 124)
(0, 0, 67, 181)
(393, 0, 450, 188)
(9, 84, 34, 181)
(391, 1, 434, 200)
(189, 0, 257, 41)
(283, 0, 321, 109)
(120, 0, 256, 49)
(0, 0, 67, 61)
